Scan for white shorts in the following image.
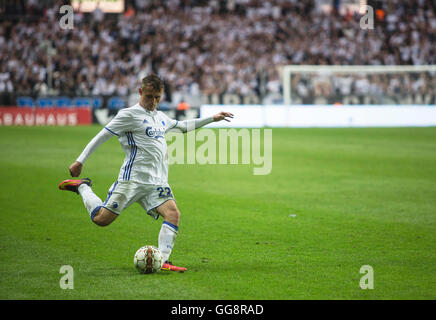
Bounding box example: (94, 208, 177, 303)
(101, 180, 176, 219)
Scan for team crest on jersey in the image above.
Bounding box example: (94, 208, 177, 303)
(143, 119, 148, 123)
(145, 126, 165, 139)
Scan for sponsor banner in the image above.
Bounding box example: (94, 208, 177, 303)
(13, 94, 436, 110)
(201, 105, 265, 128)
(202, 93, 436, 105)
(201, 105, 436, 128)
(281, 105, 436, 127)
(0, 107, 92, 126)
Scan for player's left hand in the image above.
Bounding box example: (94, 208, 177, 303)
(69, 161, 83, 177)
(213, 112, 234, 122)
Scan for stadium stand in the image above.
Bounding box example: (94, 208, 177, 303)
(0, 0, 435, 107)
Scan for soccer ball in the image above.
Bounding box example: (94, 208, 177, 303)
(134, 246, 163, 274)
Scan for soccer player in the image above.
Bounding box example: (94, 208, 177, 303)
(59, 74, 233, 272)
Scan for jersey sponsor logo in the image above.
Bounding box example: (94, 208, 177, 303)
(145, 126, 165, 139)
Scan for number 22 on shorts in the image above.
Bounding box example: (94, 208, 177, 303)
(157, 187, 172, 198)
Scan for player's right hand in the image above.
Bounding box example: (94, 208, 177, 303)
(69, 161, 83, 177)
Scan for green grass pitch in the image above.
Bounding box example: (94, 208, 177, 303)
(0, 125, 435, 300)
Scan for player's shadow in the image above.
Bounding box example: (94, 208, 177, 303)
(119, 266, 174, 277)
(83, 266, 174, 278)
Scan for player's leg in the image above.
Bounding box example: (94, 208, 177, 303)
(156, 199, 180, 262)
(156, 199, 180, 226)
(155, 200, 186, 272)
(85, 179, 126, 226)
(91, 207, 118, 226)
(59, 177, 102, 217)
(59, 178, 119, 227)
(139, 185, 186, 272)
(77, 181, 119, 226)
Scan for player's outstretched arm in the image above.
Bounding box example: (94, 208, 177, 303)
(69, 128, 113, 177)
(170, 111, 234, 133)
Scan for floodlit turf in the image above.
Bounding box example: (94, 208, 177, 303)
(0, 125, 435, 300)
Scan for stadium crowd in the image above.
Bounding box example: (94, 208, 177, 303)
(0, 0, 435, 105)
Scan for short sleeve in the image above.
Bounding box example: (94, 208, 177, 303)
(104, 109, 132, 136)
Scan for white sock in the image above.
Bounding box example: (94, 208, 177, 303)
(158, 221, 178, 262)
(78, 184, 102, 219)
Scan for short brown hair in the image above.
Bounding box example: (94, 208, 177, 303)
(141, 74, 164, 91)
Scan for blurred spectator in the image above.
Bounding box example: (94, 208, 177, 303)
(176, 100, 190, 120)
(124, 4, 135, 19)
(92, 3, 104, 23)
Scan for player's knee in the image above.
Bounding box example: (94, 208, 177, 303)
(92, 208, 113, 227)
(92, 215, 110, 227)
(93, 217, 111, 227)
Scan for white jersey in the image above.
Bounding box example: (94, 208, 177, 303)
(104, 103, 178, 185)
(75, 103, 214, 185)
